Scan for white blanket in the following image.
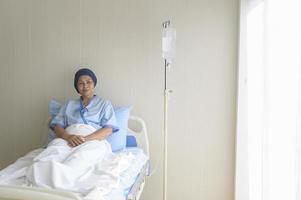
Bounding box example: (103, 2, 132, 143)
(0, 124, 135, 200)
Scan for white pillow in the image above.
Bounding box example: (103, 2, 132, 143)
(65, 124, 96, 137)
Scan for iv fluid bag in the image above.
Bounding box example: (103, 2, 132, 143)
(162, 27, 176, 63)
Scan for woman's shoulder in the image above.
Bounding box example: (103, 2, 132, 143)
(62, 98, 80, 108)
(93, 96, 109, 104)
(66, 98, 80, 104)
(93, 96, 113, 107)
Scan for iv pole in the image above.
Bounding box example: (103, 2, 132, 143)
(162, 20, 172, 200)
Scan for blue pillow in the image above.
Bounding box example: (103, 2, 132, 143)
(126, 135, 137, 147)
(46, 100, 130, 152)
(45, 100, 62, 147)
(49, 100, 62, 117)
(106, 106, 131, 152)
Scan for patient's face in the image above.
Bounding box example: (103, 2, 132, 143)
(77, 75, 95, 98)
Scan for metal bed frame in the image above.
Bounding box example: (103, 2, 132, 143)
(126, 116, 150, 200)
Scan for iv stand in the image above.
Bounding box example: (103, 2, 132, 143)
(162, 20, 171, 200)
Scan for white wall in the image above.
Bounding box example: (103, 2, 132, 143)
(0, 0, 239, 200)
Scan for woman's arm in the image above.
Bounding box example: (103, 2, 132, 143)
(54, 125, 85, 147)
(84, 127, 113, 141)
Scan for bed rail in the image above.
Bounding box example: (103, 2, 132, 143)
(126, 116, 150, 200)
(127, 162, 149, 200)
(128, 116, 150, 158)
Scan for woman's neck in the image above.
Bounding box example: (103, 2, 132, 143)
(81, 95, 93, 107)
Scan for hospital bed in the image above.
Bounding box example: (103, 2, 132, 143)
(0, 116, 150, 200)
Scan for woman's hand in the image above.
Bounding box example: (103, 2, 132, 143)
(66, 135, 86, 147)
(54, 125, 86, 147)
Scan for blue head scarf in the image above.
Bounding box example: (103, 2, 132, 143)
(74, 68, 97, 93)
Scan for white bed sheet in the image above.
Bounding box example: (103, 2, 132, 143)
(104, 147, 148, 199)
(0, 147, 148, 200)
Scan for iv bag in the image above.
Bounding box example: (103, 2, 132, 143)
(162, 27, 176, 63)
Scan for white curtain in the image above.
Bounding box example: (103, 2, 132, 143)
(236, 0, 301, 200)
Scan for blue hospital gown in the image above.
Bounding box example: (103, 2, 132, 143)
(50, 95, 119, 133)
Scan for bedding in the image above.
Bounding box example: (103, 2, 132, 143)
(0, 124, 148, 200)
(107, 148, 148, 198)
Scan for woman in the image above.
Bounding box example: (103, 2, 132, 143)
(50, 68, 119, 147)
